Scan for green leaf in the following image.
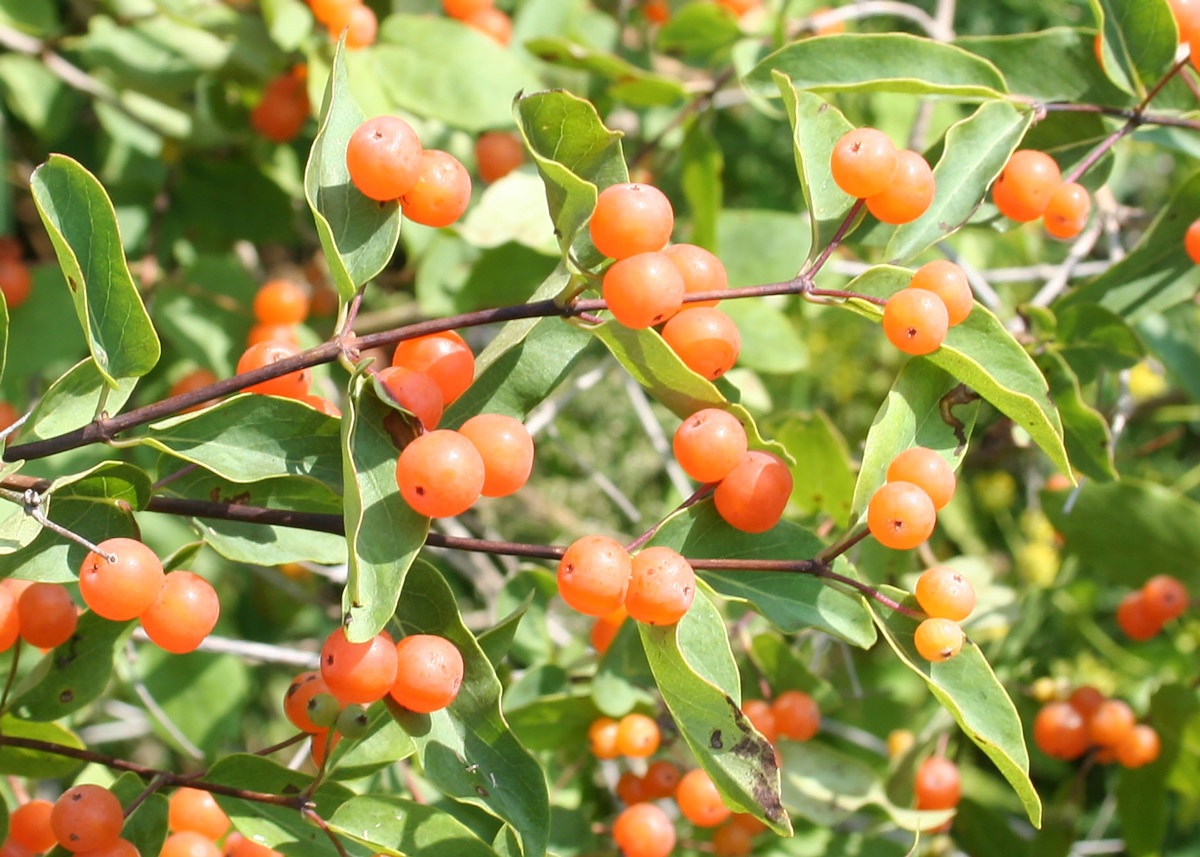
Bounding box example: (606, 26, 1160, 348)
(144, 395, 343, 492)
(866, 586, 1041, 826)
(639, 588, 791, 835)
(649, 504, 876, 647)
(477, 593, 532, 667)
(774, 411, 855, 527)
(139, 648, 252, 756)
(841, 266, 1069, 475)
(655, 2, 740, 62)
(1056, 171, 1200, 320)
(341, 367, 429, 641)
(1055, 303, 1145, 383)
(12, 612, 131, 721)
(680, 119, 723, 250)
(1036, 350, 1116, 482)
(19, 358, 138, 444)
(885, 100, 1033, 263)
(391, 561, 550, 857)
(0, 716, 85, 777)
(325, 708, 416, 782)
(29, 154, 160, 385)
(111, 772, 169, 857)
(48, 461, 152, 509)
(1090, 0, 1177, 98)
(525, 37, 686, 106)
(721, 300, 806, 374)
(513, 90, 627, 266)
(774, 80, 855, 260)
(328, 795, 499, 857)
(506, 693, 601, 751)
(375, 16, 543, 132)
(715, 209, 812, 287)
(852, 360, 980, 519)
(746, 34, 1008, 100)
(304, 40, 402, 303)
(0, 497, 137, 584)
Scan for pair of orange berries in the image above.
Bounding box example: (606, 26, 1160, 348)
(742, 690, 821, 744)
(881, 259, 973, 356)
(992, 150, 1090, 239)
(830, 128, 936, 225)
(442, 0, 512, 45)
(672, 409, 794, 534)
(1033, 686, 1161, 768)
(308, 0, 377, 49)
(557, 538, 696, 626)
(1116, 573, 1188, 641)
(346, 116, 473, 228)
(614, 760, 683, 808)
(911, 566, 976, 663)
(589, 713, 662, 760)
(867, 446, 956, 551)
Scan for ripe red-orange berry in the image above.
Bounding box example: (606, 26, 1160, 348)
(1068, 686, 1105, 719)
(462, 7, 512, 44)
(588, 716, 620, 759)
(1116, 724, 1161, 768)
(909, 260, 972, 326)
(1169, 0, 1200, 42)
(616, 713, 661, 758)
(643, 0, 671, 23)
(742, 700, 778, 743)
(442, 0, 492, 17)
(250, 73, 309, 143)
(17, 583, 77, 649)
(79, 537, 165, 622)
(712, 821, 754, 857)
(914, 566, 975, 621)
(390, 634, 464, 713)
(772, 690, 820, 741)
(913, 617, 965, 662)
(887, 447, 956, 510)
(1034, 700, 1090, 760)
(626, 547, 695, 626)
(612, 803, 675, 857)
(236, 341, 311, 399)
(0, 836, 34, 857)
(320, 628, 399, 705)
(0, 586, 17, 653)
(161, 831, 221, 857)
(882, 288, 949, 355)
(0, 257, 32, 310)
(676, 768, 730, 827)
(376, 366, 444, 431)
(616, 772, 646, 805)
(346, 116, 423, 202)
(867, 481, 936, 550)
(343, 4, 377, 48)
(1186, 218, 1200, 265)
(603, 252, 685, 329)
(310, 0, 358, 27)
(830, 128, 899, 199)
(298, 394, 341, 417)
(392, 331, 475, 406)
(992, 150, 1061, 222)
(168, 788, 229, 840)
(1116, 591, 1163, 641)
(395, 430, 486, 518)
(865, 149, 935, 224)
(74, 837, 138, 857)
(590, 183, 674, 260)
(914, 757, 960, 810)
(1043, 182, 1090, 239)
(283, 670, 332, 733)
(170, 368, 220, 413)
(400, 150, 473, 228)
(458, 413, 535, 498)
(9, 800, 56, 853)
(1090, 699, 1136, 747)
(139, 570, 220, 654)
(589, 605, 627, 654)
(673, 409, 748, 484)
(660, 307, 741, 380)
(642, 760, 682, 799)
(246, 323, 299, 349)
(557, 535, 632, 617)
(475, 131, 524, 183)
(663, 244, 728, 307)
(50, 785, 124, 853)
(713, 450, 793, 533)
(225, 833, 283, 857)
(253, 280, 309, 326)
(1142, 574, 1188, 622)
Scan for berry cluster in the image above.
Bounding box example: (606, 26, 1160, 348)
(867, 447, 955, 552)
(307, 0, 377, 49)
(1033, 686, 1160, 768)
(346, 116, 472, 228)
(250, 66, 310, 144)
(881, 260, 973, 356)
(558, 538, 696, 626)
(831, 128, 936, 225)
(742, 690, 821, 746)
(1116, 573, 1188, 641)
(992, 150, 1091, 239)
(912, 565, 975, 663)
(441, 0, 512, 46)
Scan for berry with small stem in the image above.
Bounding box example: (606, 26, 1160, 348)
(886, 447, 956, 510)
(673, 409, 748, 484)
(9, 801, 56, 853)
(603, 252, 686, 329)
(1033, 700, 1089, 760)
(588, 717, 620, 759)
(390, 634, 464, 713)
(50, 785, 124, 853)
(458, 413, 535, 498)
(676, 768, 730, 827)
(320, 629, 399, 705)
(253, 280, 309, 325)
(139, 570, 220, 654)
(612, 803, 675, 857)
(79, 538, 164, 622)
(1116, 591, 1163, 641)
(908, 260, 972, 326)
(589, 183, 674, 260)
(391, 330, 475, 406)
(395, 430, 486, 518)
(663, 243, 728, 307)
(660, 306, 741, 380)
(831, 128, 899, 199)
(882, 288, 949, 356)
(1142, 574, 1188, 622)
(17, 583, 77, 649)
(236, 341, 311, 399)
(772, 690, 820, 741)
(284, 671, 334, 733)
(992, 150, 1061, 222)
(713, 450, 793, 533)
(865, 149, 935, 224)
(400, 150, 473, 228)
(557, 535, 632, 617)
(914, 756, 961, 810)
(914, 566, 975, 621)
(867, 481, 937, 550)
(474, 131, 524, 183)
(1116, 724, 1161, 768)
(346, 116, 423, 202)
(625, 547, 695, 626)
(913, 617, 965, 662)
(1044, 182, 1090, 239)
(1090, 699, 1136, 747)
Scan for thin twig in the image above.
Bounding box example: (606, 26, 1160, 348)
(0, 640, 21, 711)
(624, 484, 714, 553)
(303, 807, 351, 857)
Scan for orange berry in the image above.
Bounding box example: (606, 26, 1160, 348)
(462, 7, 512, 44)
(1142, 574, 1188, 622)
(0, 839, 33, 857)
(74, 838, 138, 857)
(660, 306, 741, 380)
(443, 0, 492, 17)
(400, 150, 473, 228)
(0, 257, 32, 310)
(864, 149, 934, 224)
(297, 394, 341, 417)
(675, 768, 730, 827)
(810, 5, 845, 34)
(309, 0, 358, 27)
(612, 803, 675, 857)
(458, 413, 535, 497)
(170, 368, 220, 413)
(320, 629, 399, 705)
(616, 713, 661, 758)
(887, 447, 956, 510)
(913, 617, 964, 662)
(475, 131, 524, 183)
(1089, 699, 1136, 747)
(772, 690, 820, 741)
(557, 535, 632, 617)
(914, 757, 960, 810)
(0, 586, 17, 653)
(343, 5, 377, 48)
(713, 450, 793, 533)
(346, 116, 424, 202)
(1033, 700, 1090, 760)
(395, 430, 486, 518)
(882, 288, 949, 355)
(236, 341, 311, 399)
(246, 323, 299, 349)
(79, 538, 164, 622)
(310, 728, 340, 766)
(716, 0, 760, 15)
(663, 244, 728, 307)
(712, 822, 753, 857)
(250, 73, 309, 143)
(0, 402, 18, 434)
(17, 583, 77, 649)
(50, 785, 123, 853)
(283, 671, 332, 733)
(1117, 591, 1163, 641)
(867, 481, 936, 550)
(603, 252, 686, 329)
(161, 832, 221, 857)
(1169, 0, 1200, 42)
(673, 409, 748, 484)
(389, 634, 464, 713)
(1068, 686, 1105, 719)
(9, 800, 56, 853)
(588, 717, 621, 759)
(830, 128, 899, 199)
(1186, 218, 1200, 265)
(590, 183, 674, 260)
(226, 834, 281, 857)
(391, 331, 475, 406)
(626, 547, 695, 626)
(1044, 182, 1090, 239)
(253, 280, 308, 326)
(643, 0, 670, 23)
(914, 566, 975, 621)
(139, 570, 220, 654)
(642, 760, 682, 799)
(909, 260, 972, 326)
(589, 605, 627, 654)
(742, 700, 778, 743)
(1115, 724, 1161, 768)
(168, 789, 229, 840)
(731, 814, 767, 836)
(616, 772, 646, 805)
(376, 366, 444, 431)
(992, 150, 1061, 222)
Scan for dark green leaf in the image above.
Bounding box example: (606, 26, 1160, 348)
(48, 461, 152, 509)
(525, 37, 686, 106)
(1090, 0, 1177, 98)
(0, 498, 137, 584)
(680, 120, 723, 250)
(1056, 303, 1144, 383)
(1036, 350, 1116, 482)
(477, 593, 532, 667)
(774, 411, 855, 527)
(19, 358, 137, 444)
(328, 795, 499, 857)
(111, 772, 169, 857)
(655, 2, 740, 62)
(325, 708, 416, 782)
(0, 716, 85, 777)
(13, 612, 131, 721)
